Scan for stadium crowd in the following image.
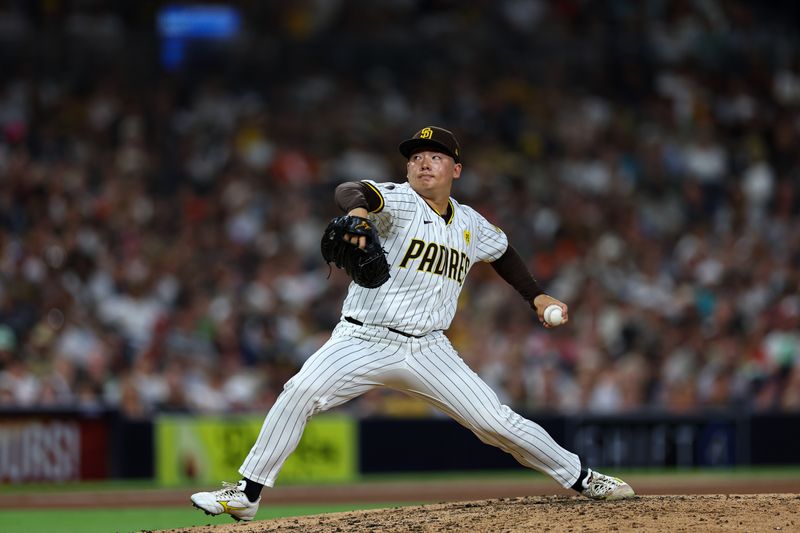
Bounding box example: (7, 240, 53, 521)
(0, 0, 798, 417)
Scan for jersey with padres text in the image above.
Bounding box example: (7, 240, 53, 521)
(341, 180, 509, 336)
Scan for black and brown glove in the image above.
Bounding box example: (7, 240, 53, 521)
(321, 215, 390, 288)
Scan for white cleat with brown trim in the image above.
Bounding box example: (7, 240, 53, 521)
(580, 469, 635, 500)
(190, 480, 260, 521)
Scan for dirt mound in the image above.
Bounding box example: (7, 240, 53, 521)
(165, 494, 800, 533)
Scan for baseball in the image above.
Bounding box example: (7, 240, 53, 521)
(544, 304, 563, 326)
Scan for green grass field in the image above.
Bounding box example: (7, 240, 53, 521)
(0, 502, 417, 533)
(1, 467, 797, 533)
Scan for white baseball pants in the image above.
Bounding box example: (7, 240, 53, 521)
(239, 320, 581, 488)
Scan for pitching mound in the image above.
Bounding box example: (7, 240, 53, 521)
(167, 494, 799, 532)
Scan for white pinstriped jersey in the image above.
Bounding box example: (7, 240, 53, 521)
(341, 180, 509, 336)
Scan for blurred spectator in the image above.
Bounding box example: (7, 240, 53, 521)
(0, 0, 798, 417)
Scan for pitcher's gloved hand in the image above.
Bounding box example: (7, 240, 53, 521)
(321, 216, 390, 289)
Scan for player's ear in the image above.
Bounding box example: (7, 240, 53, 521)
(452, 162, 462, 180)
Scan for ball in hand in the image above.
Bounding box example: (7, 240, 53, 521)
(544, 304, 564, 326)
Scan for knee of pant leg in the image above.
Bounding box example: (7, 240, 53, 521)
(467, 412, 505, 437)
(283, 379, 330, 412)
(283, 377, 318, 398)
(469, 406, 521, 438)
(478, 422, 508, 440)
(309, 396, 330, 416)
(283, 374, 305, 391)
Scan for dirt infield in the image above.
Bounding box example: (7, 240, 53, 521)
(165, 494, 800, 533)
(1, 475, 797, 532)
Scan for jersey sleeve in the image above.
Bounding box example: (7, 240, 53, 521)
(472, 209, 509, 263)
(362, 180, 402, 238)
(335, 181, 383, 213)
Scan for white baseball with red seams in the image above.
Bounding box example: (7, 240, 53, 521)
(238, 180, 582, 490)
(544, 304, 563, 326)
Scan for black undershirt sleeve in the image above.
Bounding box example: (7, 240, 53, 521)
(335, 181, 383, 213)
(490, 245, 545, 306)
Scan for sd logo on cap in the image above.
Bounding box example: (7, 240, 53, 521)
(399, 126, 461, 163)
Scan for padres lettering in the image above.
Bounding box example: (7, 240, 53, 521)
(398, 238, 470, 283)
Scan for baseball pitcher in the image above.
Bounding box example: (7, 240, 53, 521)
(191, 126, 634, 521)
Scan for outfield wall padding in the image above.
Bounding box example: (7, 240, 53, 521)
(0, 409, 796, 483)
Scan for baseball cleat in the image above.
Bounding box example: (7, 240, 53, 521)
(190, 480, 260, 521)
(580, 469, 635, 500)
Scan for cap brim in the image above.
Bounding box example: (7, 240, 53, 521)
(398, 139, 459, 162)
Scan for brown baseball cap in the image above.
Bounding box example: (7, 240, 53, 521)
(398, 126, 461, 163)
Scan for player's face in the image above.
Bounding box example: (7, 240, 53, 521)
(406, 150, 462, 198)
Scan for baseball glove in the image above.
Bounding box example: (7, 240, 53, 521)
(321, 215, 390, 288)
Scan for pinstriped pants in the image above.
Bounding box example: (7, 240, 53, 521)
(239, 320, 581, 488)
